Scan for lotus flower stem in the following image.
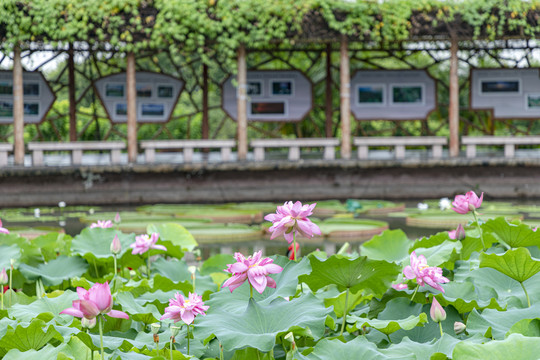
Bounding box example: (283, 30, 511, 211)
(439, 321, 444, 337)
(339, 288, 350, 336)
(113, 255, 118, 278)
(170, 338, 173, 360)
(472, 211, 486, 251)
(250, 284, 253, 299)
(186, 324, 191, 356)
(9, 262, 13, 306)
(98, 316, 105, 359)
(410, 284, 419, 302)
(1, 290, 3, 310)
(93, 260, 99, 278)
(147, 252, 151, 279)
(520, 282, 531, 307)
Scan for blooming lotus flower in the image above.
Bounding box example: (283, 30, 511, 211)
(130, 233, 166, 255)
(60, 282, 129, 320)
(430, 297, 446, 322)
(448, 224, 465, 240)
(222, 251, 283, 294)
(110, 235, 121, 255)
(452, 191, 483, 214)
(160, 292, 209, 325)
(403, 251, 449, 293)
(0, 220, 8, 234)
(90, 220, 113, 229)
(264, 201, 321, 243)
(439, 197, 451, 211)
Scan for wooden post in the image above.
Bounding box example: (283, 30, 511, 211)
(448, 37, 460, 157)
(13, 46, 24, 165)
(202, 63, 209, 140)
(339, 36, 351, 159)
(68, 43, 77, 141)
(237, 44, 248, 160)
(325, 43, 333, 138)
(126, 52, 137, 163)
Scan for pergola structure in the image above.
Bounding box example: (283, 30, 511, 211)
(2, 0, 540, 165)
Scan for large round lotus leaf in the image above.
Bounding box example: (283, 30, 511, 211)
(137, 204, 263, 223)
(188, 225, 263, 243)
(318, 218, 389, 242)
(310, 200, 348, 217)
(406, 212, 522, 229)
(217, 202, 277, 213)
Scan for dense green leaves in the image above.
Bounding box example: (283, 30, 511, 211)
(18, 256, 88, 286)
(360, 229, 411, 263)
(480, 247, 540, 283)
(452, 333, 540, 359)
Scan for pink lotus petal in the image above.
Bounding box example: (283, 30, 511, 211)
(107, 309, 130, 319)
(60, 307, 84, 318)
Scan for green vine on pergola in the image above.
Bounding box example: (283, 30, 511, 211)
(1, 0, 540, 69)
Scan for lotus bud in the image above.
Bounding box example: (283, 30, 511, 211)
(430, 297, 446, 323)
(0, 268, 7, 285)
(58, 201, 66, 208)
(170, 325, 181, 337)
(34, 208, 40, 218)
(448, 224, 466, 240)
(454, 321, 466, 335)
(110, 235, 122, 255)
(114, 212, 121, 224)
(81, 317, 97, 329)
(151, 322, 161, 334)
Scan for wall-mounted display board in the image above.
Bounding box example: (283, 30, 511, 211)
(0, 70, 56, 124)
(470, 68, 540, 119)
(350, 70, 437, 120)
(94, 71, 184, 124)
(222, 71, 313, 122)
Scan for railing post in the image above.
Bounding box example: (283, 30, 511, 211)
(237, 44, 248, 160)
(340, 36, 351, 159)
(202, 63, 209, 140)
(13, 45, 24, 166)
(325, 43, 333, 138)
(449, 37, 460, 157)
(68, 43, 77, 141)
(126, 52, 137, 163)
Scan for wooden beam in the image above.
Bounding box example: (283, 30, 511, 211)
(339, 36, 351, 160)
(237, 44, 248, 160)
(126, 52, 137, 163)
(68, 43, 77, 141)
(202, 63, 209, 140)
(13, 46, 24, 165)
(325, 43, 333, 138)
(448, 37, 460, 157)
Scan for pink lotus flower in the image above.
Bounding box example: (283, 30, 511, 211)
(90, 220, 113, 229)
(403, 251, 449, 293)
(452, 191, 483, 214)
(392, 283, 408, 291)
(222, 251, 283, 294)
(0, 220, 8, 234)
(448, 224, 466, 240)
(110, 235, 121, 255)
(60, 282, 129, 320)
(160, 292, 209, 325)
(264, 201, 321, 243)
(130, 233, 166, 255)
(430, 297, 446, 322)
(0, 268, 7, 285)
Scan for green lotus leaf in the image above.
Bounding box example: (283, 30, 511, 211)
(412, 240, 462, 269)
(147, 223, 197, 251)
(436, 281, 504, 313)
(348, 313, 428, 335)
(0, 318, 63, 357)
(8, 290, 78, 324)
(325, 290, 371, 318)
(480, 247, 540, 283)
(30, 232, 72, 262)
(299, 255, 401, 296)
(71, 228, 136, 261)
(195, 293, 330, 352)
(3, 336, 94, 360)
(298, 336, 414, 360)
(360, 229, 411, 263)
(200, 253, 235, 275)
(452, 333, 540, 359)
(115, 292, 162, 325)
(466, 304, 540, 340)
(0, 245, 21, 270)
(379, 333, 465, 360)
(18, 256, 88, 286)
(482, 218, 540, 248)
(409, 232, 450, 252)
(506, 318, 540, 337)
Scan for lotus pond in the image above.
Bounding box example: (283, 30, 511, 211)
(1, 196, 540, 359)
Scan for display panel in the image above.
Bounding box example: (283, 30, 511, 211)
(357, 85, 385, 105)
(24, 102, 39, 115)
(0, 101, 13, 117)
(250, 101, 285, 115)
(271, 80, 293, 95)
(106, 84, 124, 98)
(247, 81, 262, 96)
(23, 83, 40, 96)
(141, 103, 165, 117)
(391, 85, 423, 104)
(136, 84, 152, 98)
(481, 80, 520, 94)
(157, 85, 173, 98)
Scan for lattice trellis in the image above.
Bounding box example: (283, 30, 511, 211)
(1, 40, 540, 143)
